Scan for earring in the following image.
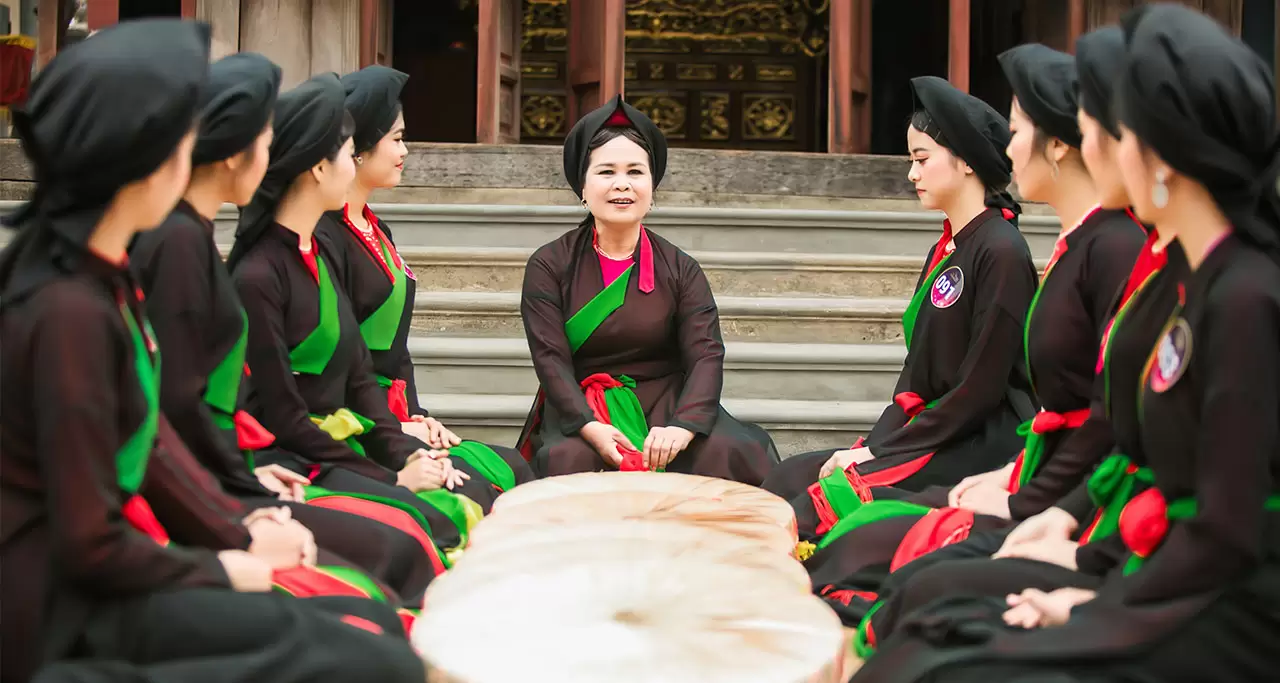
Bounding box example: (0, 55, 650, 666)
(581, 199, 588, 208)
(355, 156, 364, 165)
(1151, 169, 1169, 209)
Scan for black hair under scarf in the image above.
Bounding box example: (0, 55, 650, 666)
(1075, 26, 1126, 139)
(1117, 3, 1280, 256)
(229, 72, 348, 270)
(0, 18, 210, 306)
(341, 65, 409, 155)
(909, 75, 1020, 219)
(562, 94, 668, 199)
(998, 43, 1083, 149)
(193, 52, 282, 166)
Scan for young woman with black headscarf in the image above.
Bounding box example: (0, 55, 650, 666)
(761, 77, 1037, 563)
(852, 6, 1280, 680)
(514, 95, 779, 483)
(316, 65, 535, 496)
(130, 53, 443, 603)
(0, 19, 422, 683)
(229, 72, 500, 563)
(827, 35, 1178, 654)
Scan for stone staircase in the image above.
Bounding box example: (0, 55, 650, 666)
(211, 204, 1057, 455)
(0, 141, 1060, 457)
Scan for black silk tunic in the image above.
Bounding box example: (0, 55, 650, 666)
(316, 207, 423, 417)
(232, 224, 422, 483)
(859, 208, 1038, 487)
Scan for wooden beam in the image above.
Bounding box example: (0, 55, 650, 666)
(181, 0, 198, 18)
(359, 0, 377, 68)
(567, 0, 625, 123)
(1067, 0, 1086, 53)
(36, 0, 70, 68)
(197, 0, 241, 60)
(476, 0, 501, 143)
(948, 0, 970, 93)
(86, 0, 118, 31)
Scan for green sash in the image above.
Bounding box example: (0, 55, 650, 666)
(358, 240, 408, 352)
(1084, 453, 1152, 542)
(290, 258, 341, 376)
(600, 375, 649, 451)
(272, 564, 389, 603)
(565, 264, 633, 353)
(448, 440, 518, 492)
(816, 499, 932, 551)
(817, 470, 866, 521)
(1123, 495, 1280, 575)
(204, 310, 248, 415)
(118, 304, 161, 493)
(902, 254, 952, 351)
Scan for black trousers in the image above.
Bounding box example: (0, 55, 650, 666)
(45, 589, 424, 683)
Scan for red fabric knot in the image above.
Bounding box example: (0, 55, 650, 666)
(894, 392, 928, 418)
(579, 373, 646, 471)
(1118, 487, 1169, 559)
(122, 495, 170, 546)
(387, 379, 410, 422)
(233, 410, 276, 451)
(1000, 208, 1015, 220)
(1031, 408, 1090, 434)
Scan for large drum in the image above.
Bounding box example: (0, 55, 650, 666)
(470, 489, 797, 556)
(414, 553, 847, 683)
(450, 518, 810, 591)
(492, 471, 797, 539)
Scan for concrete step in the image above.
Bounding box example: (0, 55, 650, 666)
(199, 204, 1060, 259)
(419, 392, 881, 457)
(412, 337, 904, 403)
(411, 291, 907, 344)
(408, 247, 925, 299)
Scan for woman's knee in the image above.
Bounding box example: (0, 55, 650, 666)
(537, 438, 604, 477)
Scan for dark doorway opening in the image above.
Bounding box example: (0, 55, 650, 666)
(869, 0, 949, 154)
(393, 0, 478, 143)
(119, 0, 180, 19)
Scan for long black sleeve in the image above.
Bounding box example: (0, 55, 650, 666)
(667, 256, 724, 435)
(521, 250, 595, 435)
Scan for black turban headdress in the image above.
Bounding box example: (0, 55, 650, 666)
(562, 94, 668, 199)
(1074, 27, 1126, 139)
(910, 76, 1020, 219)
(1117, 3, 1280, 255)
(341, 65, 409, 155)
(193, 52, 282, 166)
(0, 18, 210, 306)
(229, 72, 348, 270)
(998, 43, 1082, 149)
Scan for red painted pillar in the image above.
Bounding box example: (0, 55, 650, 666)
(947, 0, 970, 93)
(359, 0, 378, 68)
(86, 0, 120, 31)
(827, 0, 871, 154)
(567, 0, 625, 123)
(181, 0, 198, 18)
(1067, 0, 1087, 53)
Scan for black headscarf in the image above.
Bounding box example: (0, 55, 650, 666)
(228, 72, 349, 270)
(562, 94, 668, 198)
(1117, 3, 1280, 255)
(341, 65, 409, 155)
(909, 76, 1020, 219)
(998, 43, 1082, 148)
(193, 52, 282, 166)
(0, 18, 210, 305)
(1074, 27, 1126, 139)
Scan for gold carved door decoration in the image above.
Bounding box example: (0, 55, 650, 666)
(520, 0, 828, 151)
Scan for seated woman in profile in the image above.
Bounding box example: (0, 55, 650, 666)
(516, 95, 779, 485)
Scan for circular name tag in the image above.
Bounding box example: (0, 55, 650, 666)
(1150, 318, 1193, 393)
(930, 266, 964, 309)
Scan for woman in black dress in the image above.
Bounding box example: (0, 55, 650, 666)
(854, 7, 1280, 680)
(130, 52, 443, 601)
(0, 19, 421, 683)
(316, 65, 534, 493)
(515, 95, 779, 483)
(762, 75, 1038, 545)
(229, 73, 499, 562)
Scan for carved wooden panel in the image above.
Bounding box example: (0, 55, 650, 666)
(520, 0, 827, 151)
(1087, 0, 1241, 35)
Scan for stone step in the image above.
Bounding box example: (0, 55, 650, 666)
(198, 203, 1060, 259)
(408, 247, 926, 299)
(412, 337, 904, 402)
(419, 392, 880, 458)
(411, 291, 907, 344)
